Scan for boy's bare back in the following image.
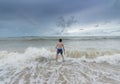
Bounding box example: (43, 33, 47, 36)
(56, 42, 64, 48)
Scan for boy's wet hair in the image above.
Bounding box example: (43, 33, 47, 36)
(59, 39, 62, 42)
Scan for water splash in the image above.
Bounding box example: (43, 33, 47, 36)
(0, 47, 120, 84)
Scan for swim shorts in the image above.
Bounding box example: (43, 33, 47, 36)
(57, 48, 63, 55)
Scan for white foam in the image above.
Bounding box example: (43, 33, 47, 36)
(0, 47, 120, 84)
(0, 47, 120, 66)
(0, 47, 54, 66)
(95, 54, 120, 64)
(79, 54, 120, 65)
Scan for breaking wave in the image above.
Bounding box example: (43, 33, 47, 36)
(0, 47, 120, 65)
(0, 47, 120, 84)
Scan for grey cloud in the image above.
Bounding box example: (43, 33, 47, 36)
(0, 0, 109, 18)
(56, 16, 77, 33)
(0, 0, 120, 37)
(0, 0, 119, 24)
(94, 25, 99, 27)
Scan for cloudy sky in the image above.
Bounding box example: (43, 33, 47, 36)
(0, 0, 120, 37)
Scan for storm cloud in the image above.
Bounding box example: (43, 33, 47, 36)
(0, 0, 120, 37)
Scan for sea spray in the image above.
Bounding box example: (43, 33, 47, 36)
(0, 47, 120, 65)
(0, 47, 120, 84)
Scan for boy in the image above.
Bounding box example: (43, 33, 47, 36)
(56, 38, 65, 62)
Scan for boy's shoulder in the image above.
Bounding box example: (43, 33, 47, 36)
(57, 42, 63, 45)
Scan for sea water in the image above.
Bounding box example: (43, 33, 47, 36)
(0, 36, 120, 84)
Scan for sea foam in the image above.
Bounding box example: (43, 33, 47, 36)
(0, 47, 120, 65)
(0, 47, 120, 84)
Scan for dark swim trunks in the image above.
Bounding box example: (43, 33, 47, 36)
(57, 48, 63, 55)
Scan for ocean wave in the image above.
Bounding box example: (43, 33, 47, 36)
(66, 48, 120, 58)
(0, 47, 120, 65)
(0, 47, 54, 66)
(0, 47, 120, 84)
(79, 54, 120, 65)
